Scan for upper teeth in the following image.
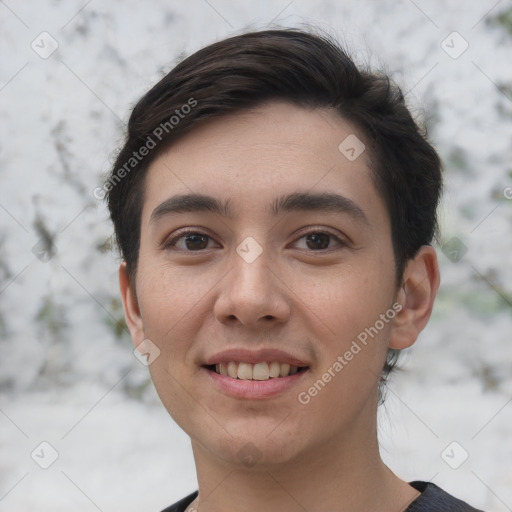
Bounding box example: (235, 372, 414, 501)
(214, 362, 301, 380)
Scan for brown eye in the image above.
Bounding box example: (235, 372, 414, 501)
(163, 231, 217, 251)
(294, 230, 346, 251)
(305, 233, 331, 250)
(181, 234, 210, 250)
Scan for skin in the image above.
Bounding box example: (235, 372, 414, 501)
(119, 101, 440, 512)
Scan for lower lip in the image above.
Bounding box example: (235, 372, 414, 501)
(203, 367, 309, 399)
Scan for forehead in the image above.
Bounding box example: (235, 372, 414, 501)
(140, 101, 389, 230)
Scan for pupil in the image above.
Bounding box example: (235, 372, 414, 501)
(306, 233, 329, 250)
(186, 234, 208, 250)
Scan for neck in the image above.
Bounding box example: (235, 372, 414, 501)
(189, 408, 419, 512)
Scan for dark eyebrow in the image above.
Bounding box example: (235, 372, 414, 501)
(270, 192, 369, 225)
(150, 194, 233, 224)
(150, 192, 369, 226)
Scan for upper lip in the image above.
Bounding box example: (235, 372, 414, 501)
(203, 348, 308, 367)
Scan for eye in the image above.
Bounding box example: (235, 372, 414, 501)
(292, 229, 347, 251)
(162, 230, 218, 251)
(162, 228, 347, 253)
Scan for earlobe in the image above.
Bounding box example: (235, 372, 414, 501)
(389, 245, 440, 350)
(119, 261, 145, 347)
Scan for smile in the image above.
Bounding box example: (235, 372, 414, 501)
(208, 361, 308, 380)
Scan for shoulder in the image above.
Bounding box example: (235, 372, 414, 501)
(407, 481, 486, 512)
(160, 491, 198, 512)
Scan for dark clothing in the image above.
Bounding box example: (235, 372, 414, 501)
(160, 481, 485, 511)
(406, 481, 484, 511)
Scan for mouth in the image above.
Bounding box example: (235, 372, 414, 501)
(201, 349, 310, 398)
(204, 362, 309, 380)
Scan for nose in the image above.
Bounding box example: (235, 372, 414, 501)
(213, 244, 291, 329)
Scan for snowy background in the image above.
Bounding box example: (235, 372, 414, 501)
(0, 0, 511, 511)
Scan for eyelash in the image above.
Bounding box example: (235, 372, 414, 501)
(161, 227, 347, 253)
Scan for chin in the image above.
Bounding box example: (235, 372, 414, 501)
(203, 421, 306, 469)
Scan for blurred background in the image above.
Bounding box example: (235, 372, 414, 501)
(0, 0, 511, 510)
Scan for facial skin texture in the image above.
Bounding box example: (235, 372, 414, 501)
(120, 101, 440, 512)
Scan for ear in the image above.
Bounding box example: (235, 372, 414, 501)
(119, 261, 145, 347)
(389, 245, 440, 350)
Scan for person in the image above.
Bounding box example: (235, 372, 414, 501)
(105, 27, 485, 512)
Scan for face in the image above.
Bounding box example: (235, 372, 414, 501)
(122, 101, 403, 468)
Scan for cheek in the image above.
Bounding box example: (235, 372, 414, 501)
(317, 263, 392, 338)
(136, 258, 211, 339)
(308, 262, 395, 391)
